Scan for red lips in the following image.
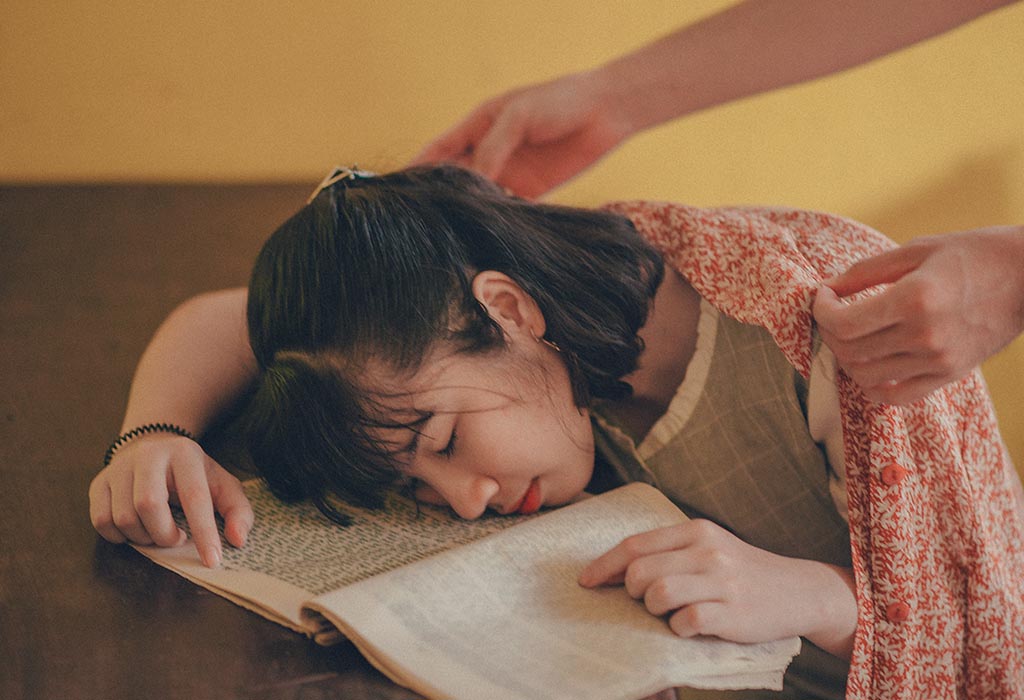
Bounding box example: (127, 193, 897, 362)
(514, 479, 542, 515)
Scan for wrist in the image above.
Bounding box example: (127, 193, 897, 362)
(1006, 227, 1024, 332)
(104, 422, 197, 467)
(580, 64, 644, 143)
(798, 561, 857, 660)
(964, 225, 1024, 337)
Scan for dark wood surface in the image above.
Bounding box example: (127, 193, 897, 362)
(0, 185, 423, 700)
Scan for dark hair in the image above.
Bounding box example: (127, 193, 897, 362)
(243, 164, 663, 523)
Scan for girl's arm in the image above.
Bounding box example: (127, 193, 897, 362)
(89, 288, 257, 568)
(579, 520, 858, 659)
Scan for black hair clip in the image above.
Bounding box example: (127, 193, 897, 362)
(307, 165, 376, 203)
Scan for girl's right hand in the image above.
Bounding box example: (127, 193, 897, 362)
(88, 434, 253, 568)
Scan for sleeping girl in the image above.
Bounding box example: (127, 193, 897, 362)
(89, 164, 1024, 699)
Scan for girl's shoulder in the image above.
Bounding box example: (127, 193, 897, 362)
(603, 200, 895, 256)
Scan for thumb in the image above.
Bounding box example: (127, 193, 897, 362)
(825, 245, 929, 297)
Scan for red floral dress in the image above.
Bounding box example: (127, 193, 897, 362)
(606, 201, 1024, 700)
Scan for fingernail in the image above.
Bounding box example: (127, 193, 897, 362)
(578, 570, 595, 587)
(202, 546, 222, 568)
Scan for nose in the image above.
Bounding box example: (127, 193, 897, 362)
(421, 472, 500, 520)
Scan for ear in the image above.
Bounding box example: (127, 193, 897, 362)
(471, 271, 546, 340)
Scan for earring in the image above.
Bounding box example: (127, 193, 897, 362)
(531, 330, 562, 354)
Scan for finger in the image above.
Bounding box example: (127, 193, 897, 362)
(826, 337, 950, 404)
(411, 127, 474, 166)
(823, 245, 929, 297)
(623, 550, 705, 600)
(411, 102, 499, 165)
(472, 105, 528, 180)
(171, 462, 222, 568)
(108, 468, 155, 545)
(813, 286, 858, 341)
(843, 351, 941, 390)
(642, 573, 719, 617)
(861, 372, 953, 405)
(579, 524, 700, 587)
(89, 475, 127, 544)
(209, 468, 254, 548)
(814, 283, 916, 342)
(668, 601, 729, 638)
(818, 315, 919, 368)
(133, 460, 188, 547)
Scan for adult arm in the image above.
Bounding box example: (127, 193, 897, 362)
(814, 226, 1024, 404)
(414, 0, 1016, 197)
(89, 287, 258, 567)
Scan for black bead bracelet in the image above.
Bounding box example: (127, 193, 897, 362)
(102, 423, 196, 467)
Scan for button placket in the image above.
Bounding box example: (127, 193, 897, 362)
(877, 460, 911, 624)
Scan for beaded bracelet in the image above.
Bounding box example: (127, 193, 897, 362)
(103, 423, 196, 467)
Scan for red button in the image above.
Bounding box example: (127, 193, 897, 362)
(886, 601, 911, 623)
(881, 462, 908, 486)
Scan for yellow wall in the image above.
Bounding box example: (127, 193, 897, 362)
(4, 1, 1022, 466)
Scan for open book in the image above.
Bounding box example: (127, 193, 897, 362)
(135, 481, 800, 700)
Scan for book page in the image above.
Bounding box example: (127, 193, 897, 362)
(134, 479, 532, 637)
(308, 483, 801, 700)
(218, 481, 530, 595)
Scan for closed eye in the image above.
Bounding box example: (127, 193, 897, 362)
(438, 428, 457, 459)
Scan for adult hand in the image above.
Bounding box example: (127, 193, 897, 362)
(578, 520, 857, 658)
(814, 226, 1024, 404)
(89, 434, 253, 568)
(411, 71, 632, 199)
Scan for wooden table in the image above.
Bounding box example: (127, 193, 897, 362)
(0, 185, 423, 700)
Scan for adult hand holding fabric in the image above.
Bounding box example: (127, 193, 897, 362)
(813, 225, 1024, 404)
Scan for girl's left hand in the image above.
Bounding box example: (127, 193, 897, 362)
(578, 519, 857, 658)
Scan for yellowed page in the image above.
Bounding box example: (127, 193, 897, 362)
(134, 479, 528, 639)
(307, 483, 801, 700)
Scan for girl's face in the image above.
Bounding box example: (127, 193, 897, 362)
(372, 333, 595, 520)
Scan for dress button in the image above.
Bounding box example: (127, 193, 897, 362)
(886, 601, 911, 623)
(881, 462, 908, 486)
